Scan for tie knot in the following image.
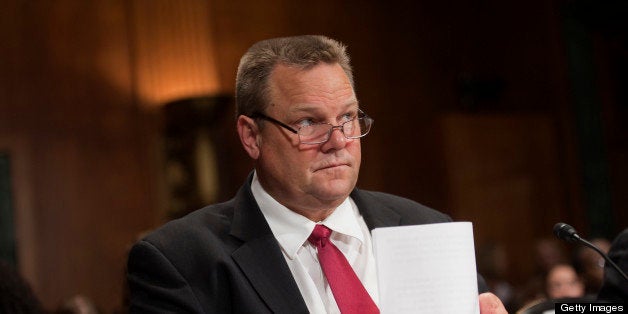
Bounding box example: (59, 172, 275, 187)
(308, 224, 332, 247)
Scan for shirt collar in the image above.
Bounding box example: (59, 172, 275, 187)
(251, 171, 364, 259)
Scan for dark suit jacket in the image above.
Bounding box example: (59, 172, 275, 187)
(127, 175, 487, 313)
(597, 228, 628, 302)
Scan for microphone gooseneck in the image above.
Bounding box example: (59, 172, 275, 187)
(553, 222, 628, 282)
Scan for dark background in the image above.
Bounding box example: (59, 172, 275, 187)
(1, 0, 626, 312)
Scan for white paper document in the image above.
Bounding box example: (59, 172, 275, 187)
(372, 222, 480, 314)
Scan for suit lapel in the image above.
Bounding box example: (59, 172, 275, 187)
(351, 188, 402, 230)
(232, 237, 308, 313)
(229, 178, 309, 314)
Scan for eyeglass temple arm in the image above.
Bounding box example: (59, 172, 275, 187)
(250, 113, 299, 134)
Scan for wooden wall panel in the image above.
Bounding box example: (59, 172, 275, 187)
(0, 0, 625, 312)
(130, 0, 221, 106)
(0, 1, 157, 311)
(439, 114, 572, 283)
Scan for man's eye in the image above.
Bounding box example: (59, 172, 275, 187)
(296, 118, 315, 127)
(341, 113, 354, 122)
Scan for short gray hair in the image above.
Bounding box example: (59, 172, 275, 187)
(235, 35, 354, 117)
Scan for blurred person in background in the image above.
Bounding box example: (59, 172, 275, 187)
(477, 242, 516, 312)
(516, 263, 590, 314)
(545, 263, 585, 299)
(54, 294, 100, 314)
(0, 260, 42, 314)
(516, 237, 570, 307)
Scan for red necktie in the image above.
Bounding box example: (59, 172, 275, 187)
(308, 224, 380, 314)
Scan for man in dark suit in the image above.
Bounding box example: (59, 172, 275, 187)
(127, 35, 507, 313)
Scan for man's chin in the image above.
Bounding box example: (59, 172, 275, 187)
(310, 178, 356, 200)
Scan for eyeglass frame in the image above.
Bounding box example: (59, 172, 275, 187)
(249, 109, 374, 145)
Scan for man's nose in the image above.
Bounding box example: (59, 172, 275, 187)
(321, 127, 348, 151)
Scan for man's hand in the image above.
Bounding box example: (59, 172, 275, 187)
(479, 292, 508, 314)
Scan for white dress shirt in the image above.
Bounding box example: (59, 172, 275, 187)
(251, 172, 379, 314)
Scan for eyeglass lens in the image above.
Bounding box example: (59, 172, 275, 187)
(299, 116, 371, 144)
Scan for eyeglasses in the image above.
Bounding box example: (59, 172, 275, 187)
(251, 109, 374, 145)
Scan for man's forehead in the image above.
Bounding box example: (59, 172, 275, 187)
(269, 62, 349, 82)
(266, 62, 357, 113)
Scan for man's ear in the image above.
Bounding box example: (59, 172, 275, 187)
(237, 115, 261, 160)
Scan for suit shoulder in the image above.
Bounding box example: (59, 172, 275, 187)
(140, 200, 236, 252)
(353, 189, 452, 224)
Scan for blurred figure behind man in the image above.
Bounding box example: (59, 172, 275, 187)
(545, 263, 585, 299)
(0, 260, 42, 314)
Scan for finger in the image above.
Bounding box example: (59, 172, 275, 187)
(479, 292, 508, 314)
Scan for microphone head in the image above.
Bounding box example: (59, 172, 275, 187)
(553, 222, 579, 242)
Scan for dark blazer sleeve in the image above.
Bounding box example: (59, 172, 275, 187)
(597, 228, 628, 302)
(127, 240, 205, 313)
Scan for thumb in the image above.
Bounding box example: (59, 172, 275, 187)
(479, 292, 508, 314)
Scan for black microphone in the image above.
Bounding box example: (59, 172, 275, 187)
(553, 222, 580, 242)
(553, 222, 628, 282)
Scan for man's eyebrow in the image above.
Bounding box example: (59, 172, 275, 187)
(343, 101, 360, 110)
(290, 101, 359, 113)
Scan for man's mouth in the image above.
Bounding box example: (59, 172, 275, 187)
(314, 162, 349, 172)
